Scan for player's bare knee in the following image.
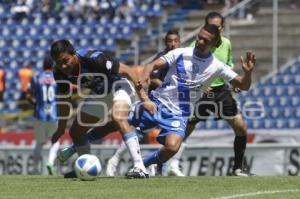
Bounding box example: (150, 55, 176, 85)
(165, 141, 181, 155)
(234, 121, 247, 136)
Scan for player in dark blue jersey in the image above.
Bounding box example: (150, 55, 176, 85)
(50, 39, 148, 178)
(56, 30, 183, 177)
(27, 54, 60, 175)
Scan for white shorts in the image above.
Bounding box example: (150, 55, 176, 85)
(79, 78, 136, 119)
(33, 118, 58, 144)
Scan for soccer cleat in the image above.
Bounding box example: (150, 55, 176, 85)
(126, 167, 149, 179)
(64, 170, 77, 178)
(168, 165, 185, 177)
(46, 163, 55, 175)
(233, 169, 256, 177)
(58, 146, 76, 163)
(106, 158, 118, 177)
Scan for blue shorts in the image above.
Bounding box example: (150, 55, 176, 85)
(128, 101, 186, 145)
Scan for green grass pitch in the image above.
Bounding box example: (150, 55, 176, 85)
(0, 176, 300, 199)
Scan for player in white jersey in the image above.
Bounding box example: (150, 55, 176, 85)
(106, 29, 184, 177)
(127, 24, 256, 171)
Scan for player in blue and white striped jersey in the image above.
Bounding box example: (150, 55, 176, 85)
(27, 54, 60, 175)
(127, 24, 256, 172)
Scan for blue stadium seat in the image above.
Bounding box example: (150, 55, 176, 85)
(275, 86, 288, 96)
(43, 26, 52, 36)
(79, 38, 89, 48)
(147, 3, 163, 17)
(109, 26, 118, 37)
(197, 121, 206, 129)
(95, 26, 105, 38)
(245, 120, 253, 129)
(162, 0, 176, 5)
(205, 120, 217, 129)
(293, 75, 300, 84)
(217, 120, 230, 129)
(99, 16, 109, 27)
(247, 88, 258, 97)
(68, 26, 77, 36)
(112, 16, 121, 27)
(263, 119, 276, 129)
(287, 86, 296, 96)
(104, 38, 116, 52)
(134, 4, 149, 17)
(262, 86, 275, 96)
(275, 119, 288, 129)
(282, 107, 293, 118)
(279, 97, 290, 107)
(291, 97, 300, 106)
(74, 18, 83, 25)
(92, 38, 102, 47)
(288, 119, 300, 128)
(267, 97, 280, 107)
(133, 16, 147, 29)
(47, 17, 56, 26)
(83, 26, 92, 36)
(252, 120, 264, 129)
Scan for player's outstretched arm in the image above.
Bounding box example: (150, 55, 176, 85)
(142, 58, 168, 87)
(118, 63, 140, 85)
(230, 51, 256, 91)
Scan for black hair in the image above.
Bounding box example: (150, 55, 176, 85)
(43, 53, 54, 70)
(205, 11, 225, 27)
(203, 24, 222, 47)
(165, 28, 180, 41)
(50, 39, 76, 60)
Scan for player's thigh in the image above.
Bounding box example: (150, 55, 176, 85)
(154, 106, 186, 146)
(226, 113, 247, 136)
(112, 78, 136, 105)
(164, 133, 183, 152)
(78, 93, 114, 126)
(112, 89, 132, 121)
(69, 111, 101, 141)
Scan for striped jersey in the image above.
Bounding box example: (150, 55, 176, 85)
(151, 47, 237, 118)
(32, 71, 57, 122)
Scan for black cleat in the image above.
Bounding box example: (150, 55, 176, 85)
(64, 170, 77, 178)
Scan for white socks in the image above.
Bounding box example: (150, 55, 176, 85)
(123, 131, 147, 173)
(111, 141, 127, 163)
(47, 141, 60, 165)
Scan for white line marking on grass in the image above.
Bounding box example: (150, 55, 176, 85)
(211, 189, 300, 199)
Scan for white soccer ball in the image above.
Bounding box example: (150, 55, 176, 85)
(74, 154, 102, 181)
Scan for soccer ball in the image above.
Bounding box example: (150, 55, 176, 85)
(74, 154, 102, 181)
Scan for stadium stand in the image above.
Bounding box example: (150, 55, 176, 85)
(0, 0, 184, 116)
(195, 57, 300, 130)
(0, 0, 299, 132)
